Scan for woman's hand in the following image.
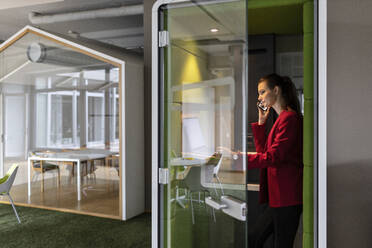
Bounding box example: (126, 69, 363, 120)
(231, 151, 241, 160)
(257, 102, 270, 125)
(231, 151, 257, 160)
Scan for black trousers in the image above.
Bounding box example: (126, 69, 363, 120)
(248, 204, 302, 248)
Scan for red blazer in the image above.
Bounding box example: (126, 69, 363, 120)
(248, 110, 303, 207)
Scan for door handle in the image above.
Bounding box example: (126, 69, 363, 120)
(205, 196, 227, 210)
(206, 195, 246, 221)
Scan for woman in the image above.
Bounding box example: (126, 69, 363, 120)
(242, 73, 303, 248)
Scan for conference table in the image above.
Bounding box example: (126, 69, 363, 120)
(27, 149, 118, 201)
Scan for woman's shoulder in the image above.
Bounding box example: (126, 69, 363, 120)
(280, 110, 296, 117)
(278, 110, 302, 123)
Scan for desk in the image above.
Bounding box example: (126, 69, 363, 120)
(170, 158, 206, 167)
(170, 158, 206, 181)
(28, 149, 117, 201)
(170, 157, 259, 192)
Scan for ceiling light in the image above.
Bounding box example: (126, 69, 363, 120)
(210, 28, 219, 33)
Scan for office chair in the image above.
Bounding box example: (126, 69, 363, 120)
(0, 164, 21, 223)
(176, 166, 209, 225)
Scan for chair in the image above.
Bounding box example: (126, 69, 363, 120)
(0, 164, 21, 223)
(105, 154, 119, 176)
(67, 161, 96, 184)
(31, 160, 60, 192)
(175, 166, 209, 224)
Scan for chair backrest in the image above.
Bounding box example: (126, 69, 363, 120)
(184, 166, 203, 192)
(0, 164, 19, 194)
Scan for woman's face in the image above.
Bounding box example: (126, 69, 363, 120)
(257, 81, 278, 108)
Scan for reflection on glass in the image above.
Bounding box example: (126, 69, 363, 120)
(161, 0, 307, 247)
(0, 32, 120, 218)
(162, 1, 247, 248)
(88, 93, 104, 144)
(51, 95, 73, 145)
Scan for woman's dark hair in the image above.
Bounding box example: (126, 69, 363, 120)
(258, 73, 302, 116)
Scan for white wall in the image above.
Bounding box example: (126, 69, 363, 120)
(4, 95, 25, 157)
(327, 1, 372, 247)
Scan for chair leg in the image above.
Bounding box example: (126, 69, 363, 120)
(175, 186, 186, 208)
(32, 173, 38, 182)
(7, 194, 21, 224)
(69, 163, 75, 184)
(203, 191, 208, 213)
(85, 162, 88, 180)
(212, 208, 216, 223)
(190, 193, 195, 225)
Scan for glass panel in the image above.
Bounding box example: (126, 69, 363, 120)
(0, 32, 120, 218)
(88, 93, 104, 144)
(161, 1, 307, 247)
(161, 1, 247, 247)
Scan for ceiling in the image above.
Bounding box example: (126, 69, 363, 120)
(0, 0, 304, 56)
(0, 0, 144, 49)
(166, 0, 303, 56)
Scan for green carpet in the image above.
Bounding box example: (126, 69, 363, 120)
(0, 204, 151, 248)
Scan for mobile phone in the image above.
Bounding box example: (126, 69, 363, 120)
(258, 101, 268, 111)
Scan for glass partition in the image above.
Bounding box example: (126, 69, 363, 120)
(157, 0, 307, 247)
(159, 1, 248, 247)
(0, 32, 120, 218)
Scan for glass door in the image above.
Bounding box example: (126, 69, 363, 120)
(157, 1, 249, 247)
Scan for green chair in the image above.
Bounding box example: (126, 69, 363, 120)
(0, 164, 21, 223)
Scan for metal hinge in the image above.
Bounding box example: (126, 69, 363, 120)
(242, 206, 247, 217)
(158, 31, 169, 47)
(158, 168, 169, 184)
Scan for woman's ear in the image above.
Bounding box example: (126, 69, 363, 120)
(274, 86, 279, 95)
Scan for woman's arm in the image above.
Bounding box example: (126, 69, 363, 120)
(247, 115, 298, 169)
(251, 122, 267, 153)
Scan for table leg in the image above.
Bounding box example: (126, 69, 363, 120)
(77, 160, 81, 201)
(28, 158, 31, 197)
